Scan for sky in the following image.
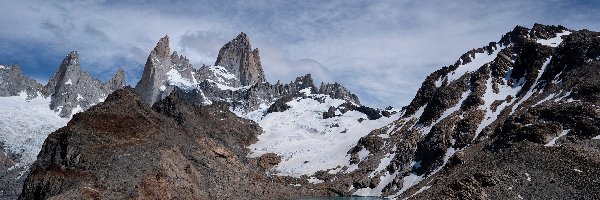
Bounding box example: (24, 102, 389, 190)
(1, 0, 599, 108)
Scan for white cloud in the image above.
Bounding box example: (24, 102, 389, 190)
(0, 0, 599, 107)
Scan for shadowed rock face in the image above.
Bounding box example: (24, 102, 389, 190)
(134, 35, 178, 105)
(18, 87, 334, 199)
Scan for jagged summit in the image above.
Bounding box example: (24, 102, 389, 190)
(215, 32, 266, 86)
(135, 34, 198, 105)
(44, 51, 125, 117)
(0, 64, 42, 98)
(153, 35, 171, 59)
(105, 68, 126, 92)
(134, 33, 361, 112)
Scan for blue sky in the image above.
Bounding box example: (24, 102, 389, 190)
(1, 0, 599, 108)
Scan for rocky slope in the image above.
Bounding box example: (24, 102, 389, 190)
(19, 87, 334, 199)
(328, 24, 600, 199)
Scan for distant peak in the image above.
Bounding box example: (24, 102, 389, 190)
(231, 32, 251, 49)
(153, 35, 170, 59)
(237, 32, 248, 40)
(214, 32, 265, 86)
(60, 50, 80, 69)
(68, 51, 78, 57)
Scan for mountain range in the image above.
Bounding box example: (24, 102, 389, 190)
(1, 23, 599, 199)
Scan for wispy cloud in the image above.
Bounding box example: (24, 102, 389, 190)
(0, 0, 598, 107)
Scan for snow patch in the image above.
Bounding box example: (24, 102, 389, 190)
(70, 105, 84, 118)
(537, 31, 572, 47)
(0, 92, 69, 173)
(545, 129, 570, 147)
(206, 79, 251, 91)
(369, 152, 396, 178)
(248, 94, 400, 177)
(307, 177, 324, 184)
(510, 56, 552, 115)
(166, 69, 196, 90)
(64, 79, 73, 85)
(446, 44, 504, 83)
(208, 65, 237, 81)
(354, 170, 400, 197)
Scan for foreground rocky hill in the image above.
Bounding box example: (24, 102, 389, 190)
(19, 87, 335, 199)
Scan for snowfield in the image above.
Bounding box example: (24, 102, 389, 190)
(0, 92, 69, 172)
(246, 88, 400, 177)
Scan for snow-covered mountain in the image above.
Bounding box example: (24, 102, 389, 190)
(324, 24, 600, 199)
(1, 32, 396, 199)
(4, 24, 600, 199)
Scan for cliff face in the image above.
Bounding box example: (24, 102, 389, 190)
(214, 32, 266, 87)
(18, 88, 333, 199)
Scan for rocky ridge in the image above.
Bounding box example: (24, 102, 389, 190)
(0, 64, 42, 98)
(134, 32, 361, 112)
(44, 51, 126, 117)
(327, 24, 600, 199)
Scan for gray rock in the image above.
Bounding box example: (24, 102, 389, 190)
(135, 36, 198, 105)
(135, 34, 362, 114)
(214, 32, 266, 87)
(44, 51, 124, 118)
(0, 64, 42, 98)
(103, 68, 125, 92)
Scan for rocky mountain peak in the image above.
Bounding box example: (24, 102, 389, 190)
(215, 32, 266, 86)
(531, 23, 569, 39)
(0, 64, 42, 98)
(153, 35, 171, 59)
(135, 36, 199, 105)
(104, 68, 126, 92)
(44, 51, 124, 117)
(43, 51, 82, 97)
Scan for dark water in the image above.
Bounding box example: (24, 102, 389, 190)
(297, 197, 386, 200)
